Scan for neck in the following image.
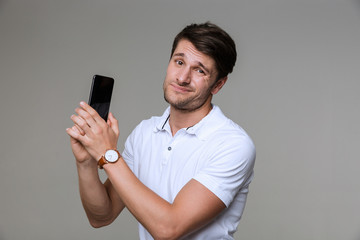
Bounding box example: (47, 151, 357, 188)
(169, 100, 213, 136)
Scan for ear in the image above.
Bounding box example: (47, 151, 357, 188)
(211, 76, 227, 95)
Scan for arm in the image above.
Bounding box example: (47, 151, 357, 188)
(105, 158, 225, 239)
(66, 116, 125, 227)
(69, 102, 226, 239)
(76, 159, 125, 228)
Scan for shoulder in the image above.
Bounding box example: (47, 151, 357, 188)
(209, 123, 255, 159)
(217, 118, 255, 148)
(206, 106, 255, 150)
(203, 107, 256, 164)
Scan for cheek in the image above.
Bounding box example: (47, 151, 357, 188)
(164, 69, 172, 83)
(165, 66, 176, 80)
(194, 76, 211, 88)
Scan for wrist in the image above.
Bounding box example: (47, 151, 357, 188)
(76, 157, 97, 169)
(98, 149, 121, 169)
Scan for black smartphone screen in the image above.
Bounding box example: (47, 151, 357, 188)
(88, 75, 114, 121)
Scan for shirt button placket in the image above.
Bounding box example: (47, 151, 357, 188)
(162, 145, 172, 165)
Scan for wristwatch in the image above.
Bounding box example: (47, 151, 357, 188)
(98, 149, 120, 169)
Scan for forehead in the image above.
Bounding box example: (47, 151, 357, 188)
(173, 39, 217, 70)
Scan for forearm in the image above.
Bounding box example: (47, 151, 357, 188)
(67, 103, 125, 227)
(104, 158, 193, 239)
(76, 160, 116, 227)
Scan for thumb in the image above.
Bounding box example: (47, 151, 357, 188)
(108, 112, 119, 136)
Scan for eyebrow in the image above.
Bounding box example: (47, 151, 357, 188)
(172, 52, 210, 74)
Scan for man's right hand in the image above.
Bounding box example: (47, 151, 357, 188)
(67, 125, 95, 164)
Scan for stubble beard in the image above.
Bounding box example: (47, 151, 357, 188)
(163, 85, 212, 113)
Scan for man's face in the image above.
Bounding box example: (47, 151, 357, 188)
(163, 39, 219, 112)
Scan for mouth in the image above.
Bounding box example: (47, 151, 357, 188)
(170, 83, 192, 93)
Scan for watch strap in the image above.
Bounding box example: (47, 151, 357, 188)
(98, 149, 120, 169)
(98, 156, 107, 169)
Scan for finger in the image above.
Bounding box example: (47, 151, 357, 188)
(70, 114, 92, 135)
(75, 107, 97, 129)
(67, 126, 88, 147)
(79, 101, 104, 124)
(108, 112, 119, 136)
(73, 124, 85, 136)
(66, 126, 82, 140)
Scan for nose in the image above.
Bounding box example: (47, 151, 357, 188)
(176, 67, 191, 85)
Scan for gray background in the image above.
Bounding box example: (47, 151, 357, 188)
(0, 0, 359, 239)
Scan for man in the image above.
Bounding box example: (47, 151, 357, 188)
(66, 22, 256, 240)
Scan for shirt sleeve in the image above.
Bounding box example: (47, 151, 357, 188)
(193, 135, 256, 207)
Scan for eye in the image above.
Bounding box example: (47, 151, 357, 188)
(176, 60, 184, 66)
(196, 68, 205, 74)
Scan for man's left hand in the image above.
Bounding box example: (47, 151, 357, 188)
(68, 101, 119, 161)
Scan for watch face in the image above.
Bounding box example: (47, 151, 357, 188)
(105, 150, 119, 163)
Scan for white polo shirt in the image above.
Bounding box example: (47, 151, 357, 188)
(122, 105, 256, 240)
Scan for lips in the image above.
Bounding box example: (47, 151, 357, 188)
(170, 83, 193, 93)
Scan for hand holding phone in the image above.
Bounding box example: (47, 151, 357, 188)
(88, 75, 114, 121)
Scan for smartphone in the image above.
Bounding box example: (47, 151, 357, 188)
(88, 75, 114, 121)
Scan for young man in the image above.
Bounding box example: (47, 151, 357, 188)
(66, 22, 256, 240)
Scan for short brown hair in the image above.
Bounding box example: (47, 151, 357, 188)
(171, 22, 237, 81)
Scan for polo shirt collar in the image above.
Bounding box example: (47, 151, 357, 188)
(154, 105, 228, 141)
(186, 105, 228, 140)
(154, 106, 171, 133)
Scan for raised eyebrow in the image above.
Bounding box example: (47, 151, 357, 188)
(172, 53, 185, 58)
(172, 52, 210, 74)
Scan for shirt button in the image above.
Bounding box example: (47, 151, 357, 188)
(168, 146, 172, 151)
